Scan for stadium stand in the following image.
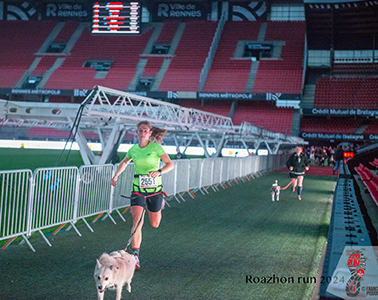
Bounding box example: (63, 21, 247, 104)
(0, 21, 56, 87)
(354, 163, 378, 207)
(253, 21, 305, 94)
(32, 56, 61, 76)
(332, 63, 378, 74)
(44, 26, 154, 90)
(159, 21, 218, 91)
(369, 158, 378, 168)
(180, 100, 232, 117)
(53, 21, 79, 43)
(142, 57, 165, 78)
(203, 21, 261, 93)
(48, 96, 73, 103)
(314, 77, 378, 109)
(363, 120, 378, 135)
(233, 101, 294, 134)
(27, 127, 99, 139)
(300, 117, 362, 134)
(155, 21, 179, 44)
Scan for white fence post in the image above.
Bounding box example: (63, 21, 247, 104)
(26, 173, 35, 237)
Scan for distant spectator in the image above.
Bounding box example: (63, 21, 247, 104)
(318, 146, 328, 167)
(310, 146, 315, 163)
(333, 146, 344, 175)
(305, 147, 311, 161)
(328, 146, 335, 167)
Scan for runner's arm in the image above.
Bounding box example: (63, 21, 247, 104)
(111, 157, 132, 186)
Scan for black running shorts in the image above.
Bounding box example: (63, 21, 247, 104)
(130, 192, 163, 212)
(289, 171, 305, 178)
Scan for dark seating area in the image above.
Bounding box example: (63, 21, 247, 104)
(233, 101, 294, 134)
(300, 117, 362, 134)
(314, 77, 378, 109)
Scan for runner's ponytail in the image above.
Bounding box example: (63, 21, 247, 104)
(150, 126, 167, 144)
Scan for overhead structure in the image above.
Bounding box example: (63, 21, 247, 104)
(0, 86, 306, 165)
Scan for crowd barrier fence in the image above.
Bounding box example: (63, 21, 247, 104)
(0, 154, 285, 252)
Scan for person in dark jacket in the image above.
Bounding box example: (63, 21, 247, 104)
(333, 145, 344, 175)
(286, 146, 310, 200)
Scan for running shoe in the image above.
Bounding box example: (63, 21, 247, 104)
(134, 254, 140, 269)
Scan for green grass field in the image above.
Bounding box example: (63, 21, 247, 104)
(0, 148, 85, 171)
(0, 148, 204, 171)
(0, 172, 336, 300)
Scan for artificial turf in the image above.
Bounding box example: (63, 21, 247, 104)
(0, 148, 85, 171)
(0, 148, 204, 171)
(0, 172, 336, 300)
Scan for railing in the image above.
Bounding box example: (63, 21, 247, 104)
(0, 155, 285, 252)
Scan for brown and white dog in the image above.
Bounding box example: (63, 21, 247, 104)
(271, 180, 280, 201)
(94, 250, 137, 300)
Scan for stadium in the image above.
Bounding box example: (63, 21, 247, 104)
(0, 0, 378, 299)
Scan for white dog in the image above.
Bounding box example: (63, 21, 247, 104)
(271, 180, 280, 201)
(94, 250, 137, 300)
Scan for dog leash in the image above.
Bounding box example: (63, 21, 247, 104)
(123, 206, 146, 252)
(121, 191, 167, 252)
(279, 179, 295, 191)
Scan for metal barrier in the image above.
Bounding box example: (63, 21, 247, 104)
(241, 156, 249, 179)
(161, 160, 177, 202)
(201, 159, 214, 192)
(112, 163, 135, 221)
(77, 164, 114, 231)
(221, 158, 230, 186)
(189, 159, 203, 194)
(0, 154, 285, 252)
(228, 158, 237, 185)
(212, 158, 224, 190)
(175, 160, 190, 200)
(0, 169, 33, 250)
(30, 167, 80, 249)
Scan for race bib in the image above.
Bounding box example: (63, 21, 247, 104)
(139, 175, 157, 188)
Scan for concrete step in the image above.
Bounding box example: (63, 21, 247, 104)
(355, 124, 368, 135)
(301, 84, 316, 109)
(94, 71, 109, 79)
(257, 22, 267, 42)
(35, 22, 65, 54)
(150, 59, 171, 91)
(291, 109, 301, 136)
(245, 61, 259, 93)
(142, 23, 163, 55)
(168, 23, 185, 55)
(14, 57, 43, 88)
(36, 57, 66, 89)
(128, 59, 148, 91)
(63, 22, 87, 54)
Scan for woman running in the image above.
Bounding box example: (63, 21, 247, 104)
(286, 146, 309, 200)
(111, 121, 174, 269)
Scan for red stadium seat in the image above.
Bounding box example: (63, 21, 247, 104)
(159, 21, 218, 92)
(314, 77, 378, 109)
(233, 101, 294, 134)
